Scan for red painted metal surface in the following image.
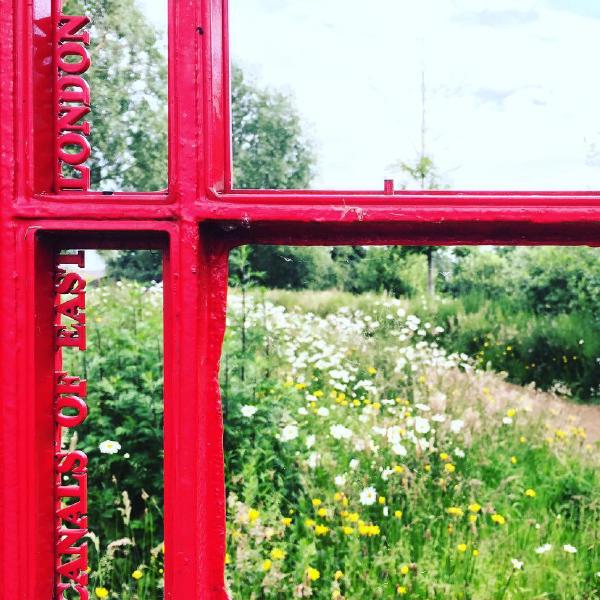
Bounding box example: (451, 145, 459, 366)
(2, 0, 600, 599)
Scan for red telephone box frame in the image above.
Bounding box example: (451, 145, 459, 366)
(2, 0, 600, 598)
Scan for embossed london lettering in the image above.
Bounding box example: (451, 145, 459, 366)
(55, 9, 91, 192)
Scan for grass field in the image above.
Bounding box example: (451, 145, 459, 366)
(74, 283, 600, 598)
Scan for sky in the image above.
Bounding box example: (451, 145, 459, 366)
(136, 0, 600, 190)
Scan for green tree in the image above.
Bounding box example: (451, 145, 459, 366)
(231, 65, 315, 189)
(64, 0, 168, 191)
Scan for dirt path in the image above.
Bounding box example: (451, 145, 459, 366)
(456, 370, 600, 445)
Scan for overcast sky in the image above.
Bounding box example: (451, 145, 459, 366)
(136, 0, 600, 191)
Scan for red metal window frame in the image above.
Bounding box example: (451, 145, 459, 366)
(2, 1, 600, 598)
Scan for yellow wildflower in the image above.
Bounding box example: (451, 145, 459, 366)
(445, 463, 456, 473)
(439, 452, 450, 461)
(315, 524, 330, 536)
(281, 517, 292, 526)
(457, 543, 468, 553)
(424, 464, 431, 472)
(314, 390, 324, 398)
(468, 514, 477, 523)
(342, 526, 355, 535)
(334, 492, 343, 502)
(262, 559, 272, 572)
(95, 589, 109, 599)
(225, 553, 231, 565)
(394, 510, 403, 519)
(519, 436, 526, 443)
(506, 408, 516, 418)
(317, 508, 328, 518)
(334, 570, 344, 580)
(378, 496, 386, 505)
(306, 567, 320, 581)
(132, 570, 143, 580)
(397, 585, 408, 595)
(270, 548, 286, 560)
(248, 508, 260, 523)
(510, 456, 517, 465)
(472, 549, 479, 557)
(525, 488, 537, 498)
(468, 503, 481, 513)
(394, 465, 404, 473)
(346, 512, 359, 522)
(305, 519, 315, 528)
(446, 507, 464, 517)
(352, 399, 361, 407)
(358, 523, 381, 536)
(491, 514, 506, 525)
(400, 564, 409, 575)
(368, 367, 377, 375)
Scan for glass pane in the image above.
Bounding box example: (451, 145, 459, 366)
(62, 0, 168, 191)
(223, 244, 600, 597)
(230, 1, 600, 190)
(65, 250, 165, 598)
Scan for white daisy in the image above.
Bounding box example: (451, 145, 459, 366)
(99, 440, 121, 455)
(359, 486, 377, 506)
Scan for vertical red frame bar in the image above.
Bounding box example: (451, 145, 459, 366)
(163, 224, 230, 599)
(0, 227, 56, 598)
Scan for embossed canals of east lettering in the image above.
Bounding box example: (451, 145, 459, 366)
(55, 251, 89, 599)
(55, 12, 91, 192)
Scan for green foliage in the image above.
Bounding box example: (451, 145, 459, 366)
(63, 0, 168, 191)
(104, 250, 162, 283)
(231, 65, 315, 190)
(64, 281, 164, 595)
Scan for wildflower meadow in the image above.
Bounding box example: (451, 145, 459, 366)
(72, 280, 600, 599)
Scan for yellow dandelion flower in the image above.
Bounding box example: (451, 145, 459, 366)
(368, 367, 377, 375)
(281, 517, 292, 526)
(525, 488, 536, 498)
(506, 408, 516, 417)
(132, 570, 143, 580)
(378, 496, 386, 505)
(491, 514, 506, 525)
(270, 548, 286, 560)
(400, 564, 409, 575)
(352, 399, 361, 407)
(305, 519, 316, 528)
(314, 390, 324, 397)
(342, 526, 355, 535)
(424, 464, 431, 472)
(439, 452, 450, 461)
(472, 549, 479, 557)
(248, 508, 260, 523)
(317, 508, 328, 518)
(397, 585, 408, 595)
(457, 543, 468, 553)
(334, 570, 344, 580)
(225, 552, 231, 565)
(95, 589, 109, 599)
(262, 559, 272, 572)
(510, 456, 517, 465)
(306, 567, 320, 581)
(394, 465, 404, 473)
(334, 492, 343, 502)
(468, 503, 481, 513)
(394, 510, 403, 519)
(444, 463, 456, 473)
(468, 514, 477, 523)
(346, 512, 359, 522)
(446, 507, 464, 518)
(519, 436, 526, 443)
(315, 524, 330, 536)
